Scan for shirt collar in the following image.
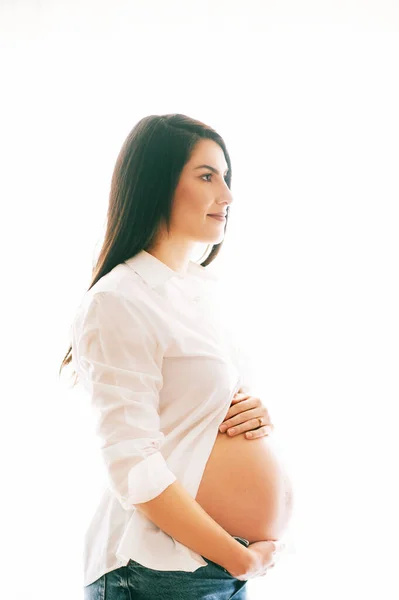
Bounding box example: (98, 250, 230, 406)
(123, 249, 218, 289)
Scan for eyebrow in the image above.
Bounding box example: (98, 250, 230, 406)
(193, 164, 229, 176)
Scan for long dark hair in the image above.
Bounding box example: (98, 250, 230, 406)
(59, 113, 233, 384)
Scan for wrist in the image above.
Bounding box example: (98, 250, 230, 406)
(223, 538, 252, 578)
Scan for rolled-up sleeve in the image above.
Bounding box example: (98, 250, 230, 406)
(71, 290, 177, 510)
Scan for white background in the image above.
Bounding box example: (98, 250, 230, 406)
(1, 1, 398, 598)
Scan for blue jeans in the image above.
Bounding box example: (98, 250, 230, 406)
(83, 536, 250, 599)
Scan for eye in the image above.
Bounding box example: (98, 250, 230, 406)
(201, 173, 228, 183)
(201, 173, 213, 182)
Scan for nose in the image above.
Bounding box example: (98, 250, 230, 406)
(218, 184, 233, 209)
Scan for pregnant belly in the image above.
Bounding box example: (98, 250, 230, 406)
(195, 431, 294, 543)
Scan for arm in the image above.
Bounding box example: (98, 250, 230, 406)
(136, 479, 251, 576)
(72, 290, 251, 576)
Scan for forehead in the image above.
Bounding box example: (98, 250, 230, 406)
(188, 139, 228, 170)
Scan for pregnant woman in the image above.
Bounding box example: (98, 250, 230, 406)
(60, 113, 294, 599)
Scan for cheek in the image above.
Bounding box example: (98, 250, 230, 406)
(176, 193, 208, 219)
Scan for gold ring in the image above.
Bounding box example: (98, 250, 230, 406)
(257, 417, 263, 428)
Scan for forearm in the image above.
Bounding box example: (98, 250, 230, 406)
(135, 478, 251, 576)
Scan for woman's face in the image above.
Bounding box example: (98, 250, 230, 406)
(169, 138, 233, 245)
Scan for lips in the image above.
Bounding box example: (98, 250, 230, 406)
(208, 214, 226, 221)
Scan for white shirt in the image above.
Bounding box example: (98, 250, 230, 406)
(71, 249, 253, 587)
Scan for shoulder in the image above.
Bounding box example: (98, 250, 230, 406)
(80, 263, 154, 310)
(89, 262, 150, 299)
(72, 265, 157, 335)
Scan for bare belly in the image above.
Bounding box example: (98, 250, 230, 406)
(195, 431, 294, 543)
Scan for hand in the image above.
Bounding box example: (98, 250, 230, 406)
(219, 392, 274, 439)
(228, 539, 286, 581)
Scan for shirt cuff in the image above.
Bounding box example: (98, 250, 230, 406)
(120, 451, 177, 510)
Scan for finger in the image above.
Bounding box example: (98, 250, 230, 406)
(222, 401, 252, 422)
(230, 393, 251, 403)
(230, 396, 252, 408)
(227, 403, 270, 425)
(224, 405, 268, 426)
(225, 422, 273, 436)
(229, 422, 273, 438)
(226, 417, 262, 436)
(221, 406, 259, 429)
(245, 426, 273, 439)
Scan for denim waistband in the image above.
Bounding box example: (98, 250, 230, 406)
(233, 536, 250, 548)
